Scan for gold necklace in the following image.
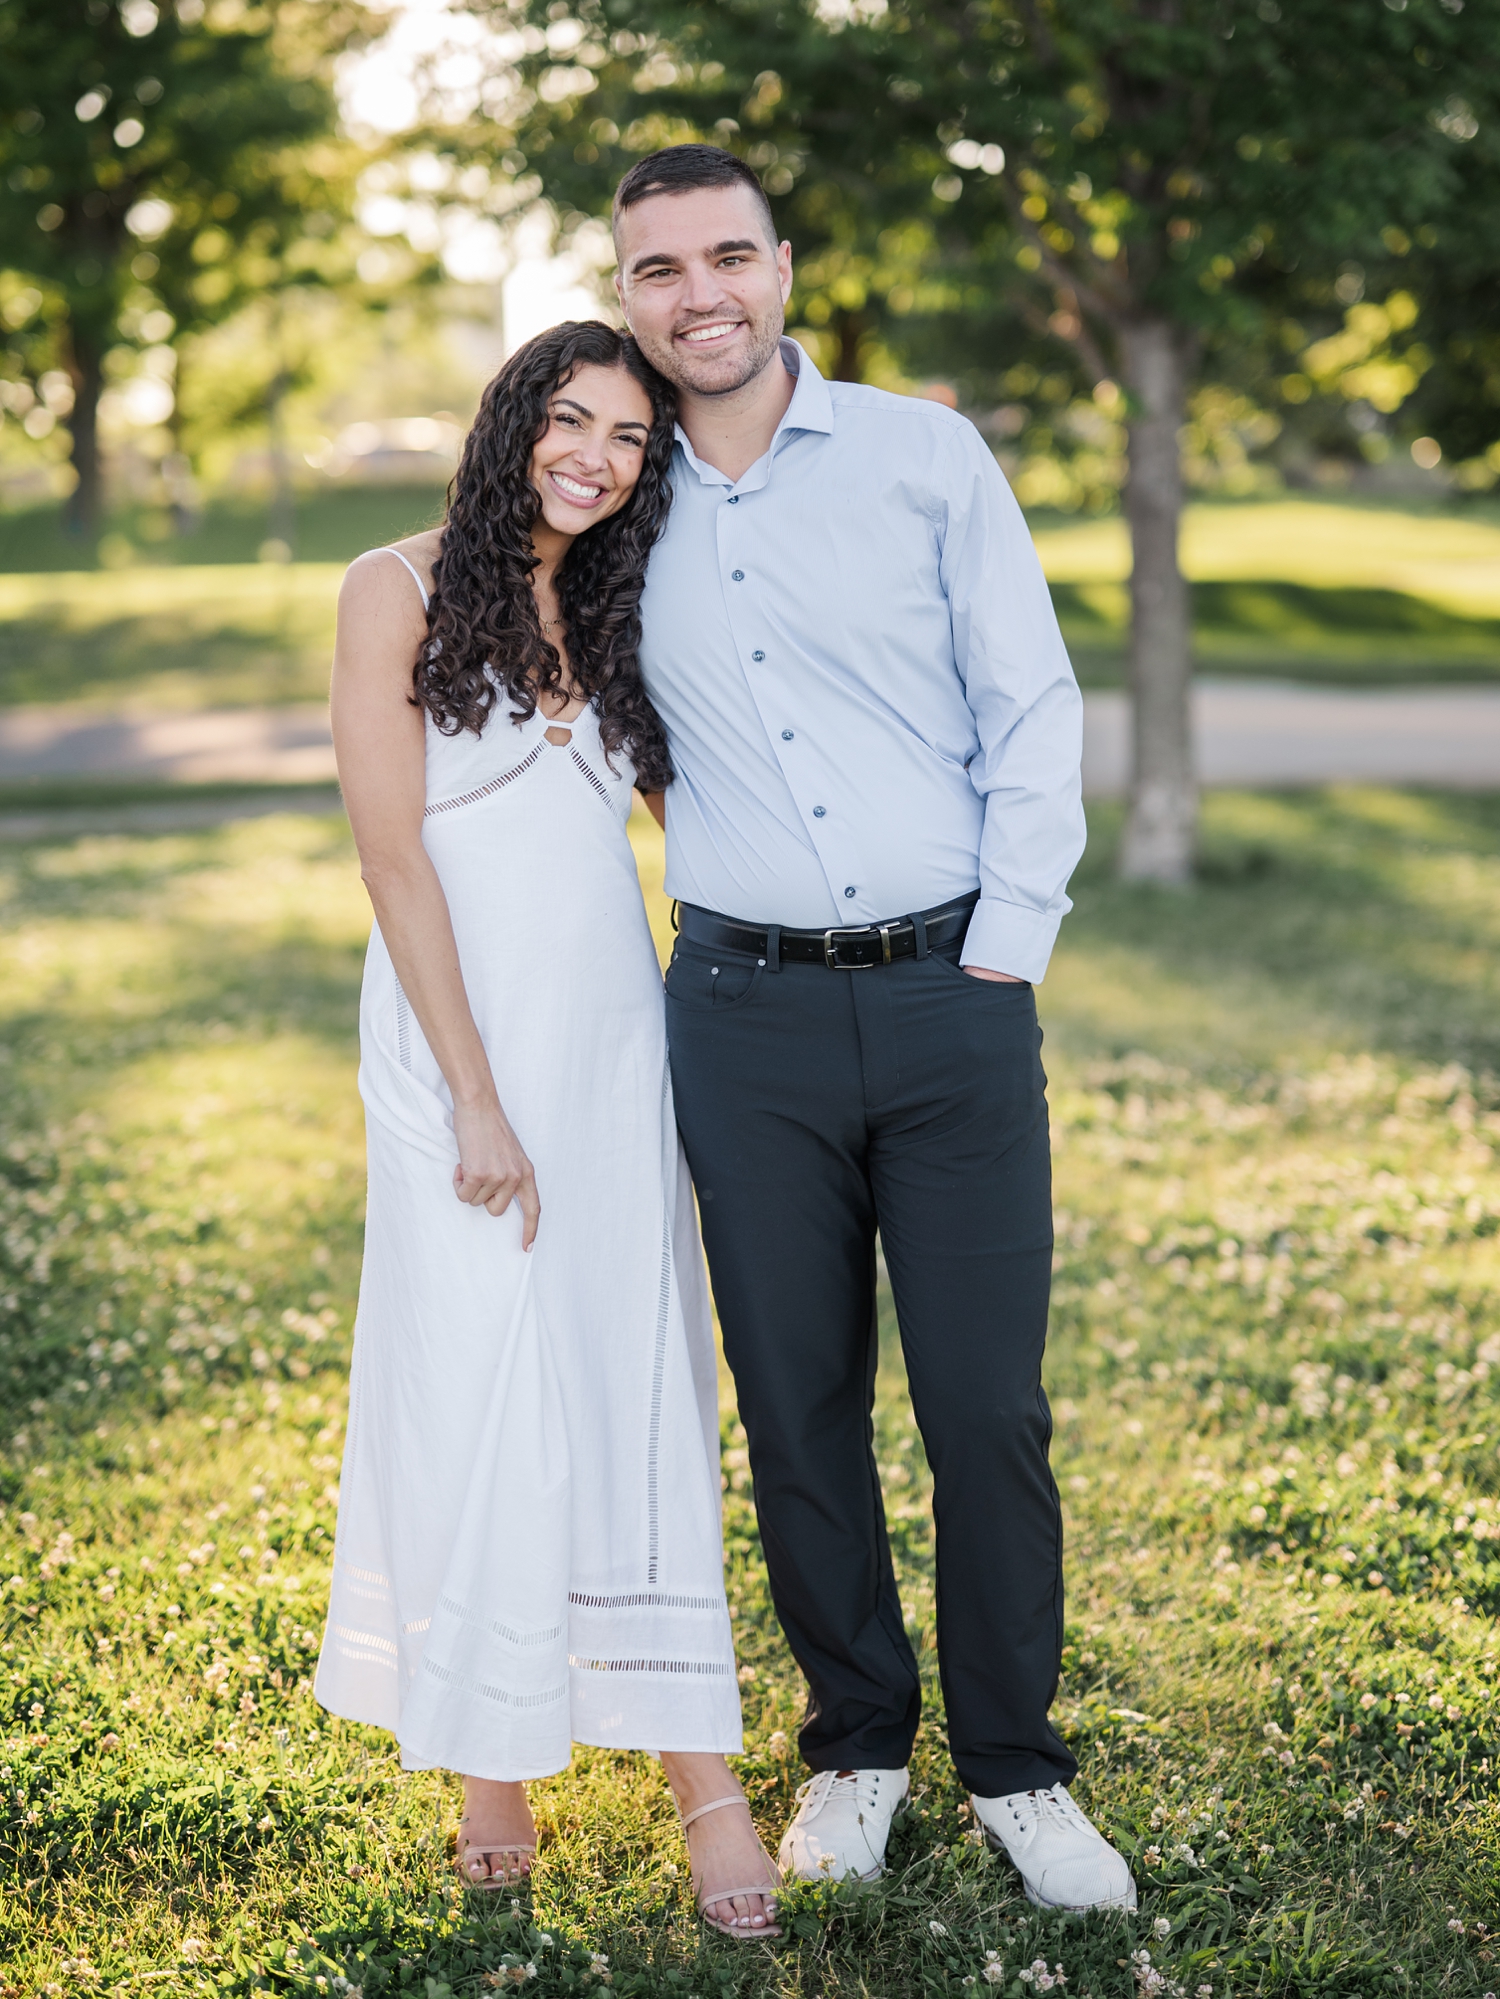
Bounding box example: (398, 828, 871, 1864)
(540, 616, 562, 630)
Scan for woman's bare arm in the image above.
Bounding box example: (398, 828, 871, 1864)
(639, 790, 666, 830)
(331, 547, 539, 1246)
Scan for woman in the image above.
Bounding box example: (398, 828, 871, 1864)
(314, 322, 780, 1939)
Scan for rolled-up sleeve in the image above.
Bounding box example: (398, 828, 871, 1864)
(937, 425, 1086, 983)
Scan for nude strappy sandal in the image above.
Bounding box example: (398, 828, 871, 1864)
(456, 1840, 535, 1890)
(678, 1794, 783, 1940)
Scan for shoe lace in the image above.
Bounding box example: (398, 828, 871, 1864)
(1007, 1785, 1089, 1836)
(795, 1770, 879, 1818)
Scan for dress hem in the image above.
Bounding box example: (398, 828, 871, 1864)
(317, 1693, 742, 1781)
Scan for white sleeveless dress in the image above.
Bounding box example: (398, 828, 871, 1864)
(314, 551, 741, 1780)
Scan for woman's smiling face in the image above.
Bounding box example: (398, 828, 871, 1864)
(527, 361, 656, 540)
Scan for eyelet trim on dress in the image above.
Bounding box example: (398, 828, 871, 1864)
(569, 746, 613, 803)
(645, 1209, 673, 1584)
(569, 1590, 722, 1612)
(424, 741, 546, 817)
(332, 1621, 396, 1654)
(331, 1623, 398, 1669)
(568, 1655, 736, 1677)
(438, 1592, 563, 1648)
(421, 1657, 569, 1708)
(394, 979, 412, 1071)
(343, 1563, 390, 1588)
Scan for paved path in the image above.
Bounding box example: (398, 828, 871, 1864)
(0, 703, 337, 786)
(1, 684, 1499, 807)
(1084, 681, 1500, 796)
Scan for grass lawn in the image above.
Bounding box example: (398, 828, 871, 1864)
(2, 790, 1499, 1998)
(1034, 501, 1500, 688)
(3, 492, 1500, 711)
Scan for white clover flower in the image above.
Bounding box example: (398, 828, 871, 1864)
(931, 1921, 949, 1938)
(1153, 1917, 1172, 1939)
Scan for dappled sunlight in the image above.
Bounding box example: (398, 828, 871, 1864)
(1, 796, 1498, 1992)
(1049, 793, 1500, 1074)
(0, 567, 344, 711)
(1034, 502, 1500, 619)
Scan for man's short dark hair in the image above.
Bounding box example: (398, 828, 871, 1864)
(612, 144, 778, 248)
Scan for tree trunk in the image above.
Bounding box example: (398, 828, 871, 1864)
(265, 364, 296, 560)
(1117, 317, 1195, 883)
(832, 308, 865, 382)
(62, 327, 106, 541)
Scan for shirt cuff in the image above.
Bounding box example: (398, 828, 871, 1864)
(959, 896, 1064, 984)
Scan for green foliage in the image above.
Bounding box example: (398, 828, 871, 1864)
(0, 0, 378, 529)
(1, 792, 1499, 1991)
(486, 0, 1500, 492)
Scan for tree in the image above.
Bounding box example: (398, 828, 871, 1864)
(0, 0, 373, 536)
(474, 0, 1500, 880)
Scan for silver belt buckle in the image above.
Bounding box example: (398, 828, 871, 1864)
(823, 923, 894, 969)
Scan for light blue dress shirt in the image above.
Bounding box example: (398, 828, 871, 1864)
(638, 341, 1085, 983)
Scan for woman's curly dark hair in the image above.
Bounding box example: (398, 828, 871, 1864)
(415, 320, 677, 791)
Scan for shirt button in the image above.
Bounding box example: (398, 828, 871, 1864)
(780, 729, 794, 741)
(752, 650, 765, 662)
(728, 495, 740, 504)
(731, 569, 745, 581)
(813, 806, 827, 818)
(844, 886, 857, 899)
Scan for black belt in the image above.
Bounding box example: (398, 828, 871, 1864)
(676, 891, 980, 970)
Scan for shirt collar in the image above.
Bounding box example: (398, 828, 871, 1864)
(673, 337, 834, 490)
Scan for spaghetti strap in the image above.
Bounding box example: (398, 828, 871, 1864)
(375, 545, 431, 611)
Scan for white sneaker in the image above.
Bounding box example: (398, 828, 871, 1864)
(971, 1784, 1136, 1911)
(777, 1768, 909, 1883)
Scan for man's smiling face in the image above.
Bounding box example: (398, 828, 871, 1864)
(614, 183, 793, 398)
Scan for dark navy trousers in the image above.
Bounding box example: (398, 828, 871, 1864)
(664, 920, 1076, 1798)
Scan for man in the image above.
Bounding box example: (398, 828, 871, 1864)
(615, 143, 1133, 1915)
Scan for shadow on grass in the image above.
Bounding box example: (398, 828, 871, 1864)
(1050, 790, 1500, 1073)
(1054, 579, 1500, 688)
(4, 798, 1500, 1996)
(0, 576, 341, 709)
(0, 485, 446, 574)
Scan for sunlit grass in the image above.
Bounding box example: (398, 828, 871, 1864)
(1033, 499, 1500, 617)
(0, 567, 343, 712)
(2, 793, 1498, 1996)
(5, 497, 1500, 714)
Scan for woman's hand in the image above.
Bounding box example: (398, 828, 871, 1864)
(451, 1101, 541, 1248)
